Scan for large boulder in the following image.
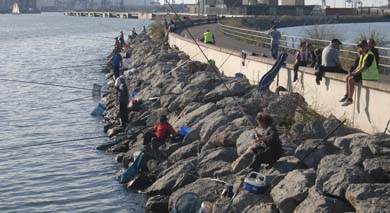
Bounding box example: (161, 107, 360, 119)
(294, 139, 340, 168)
(260, 156, 305, 186)
(231, 150, 255, 173)
(145, 158, 197, 195)
(207, 124, 248, 148)
(145, 195, 169, 213)
(267, 93, 307, 126)
(168, 142, 199, 162)
(199, 112, 230, 143)
(346, 184, 390, 213)
(203, 78, 251, 103)
(349, 133, 390, 156)
(174, 103, 218, 127)
(333, 133, 368, 153)
(316, 154, 372, 199)
(302, 120, 327, 139)
(236, 128, 261, 156)
(294, 187, 354, 213)
(363, 156, 390, 183)
(271, 169, 316, 213)
(168, 178, 225, 210)
(197, 147, 238, 178)
(231, 192, 273, 212)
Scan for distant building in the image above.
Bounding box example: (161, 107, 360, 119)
(280, 0, 304, 6)
(243, 0, 277, 5)
(0, 0, 38, 13)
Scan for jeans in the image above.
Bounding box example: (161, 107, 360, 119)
(119, 102, 128, 128)
(315, 66, 348, 82)
(293, 61, 307, 82)
(143, 132, 164, 160)
(271, 44, 279, 60)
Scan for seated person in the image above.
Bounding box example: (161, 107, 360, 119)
(315, 39, 348, 85)
(143, 115, 176, 160)
(293, 41, 309, 82)
(340, 40, 379, 106)
(248, 113, 282, 171)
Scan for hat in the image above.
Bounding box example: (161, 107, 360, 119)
(357, 40, 368, 48)
(331, 39, 342, 45)
(159, 115, 168, 122)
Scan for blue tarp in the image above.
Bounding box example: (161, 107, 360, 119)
(119, 151, 144, 184)
(258, 53, 288, 93)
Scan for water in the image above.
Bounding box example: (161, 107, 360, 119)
(0, 13, 150, 212)
(279, 22, 390, 46)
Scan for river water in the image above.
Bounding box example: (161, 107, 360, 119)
(0, 13, 150, 212)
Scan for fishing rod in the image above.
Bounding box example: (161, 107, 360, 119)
(0, 78, 108, 93)
(163, 0, 258, 130)
(0, 135, 109, 152)
(28, 63, 105, 72)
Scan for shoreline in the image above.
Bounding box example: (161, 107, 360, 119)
(99, 33, 390, 212)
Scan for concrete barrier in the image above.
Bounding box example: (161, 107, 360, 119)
(169, 32, 390, 134)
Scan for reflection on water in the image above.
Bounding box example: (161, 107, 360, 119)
(0, 13, 150, 212)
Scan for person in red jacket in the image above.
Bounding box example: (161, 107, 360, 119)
(143, 115, 176, 160)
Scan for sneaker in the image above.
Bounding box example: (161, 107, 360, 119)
(339, 96, 348, 102)
(341, 99, 353, 106)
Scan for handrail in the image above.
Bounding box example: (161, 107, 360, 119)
(218, 22, 390, 71)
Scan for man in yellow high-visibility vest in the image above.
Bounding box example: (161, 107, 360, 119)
(340, 40, 379, 106)
(203, 29, 215, 44)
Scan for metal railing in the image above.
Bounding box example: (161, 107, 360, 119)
(218, 23, 390, 74)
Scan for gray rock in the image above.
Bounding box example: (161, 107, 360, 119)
(267, 93, 307, 126)
(243, 202, 278, 213)
(231, 150, 255, 173)
(145, 158, 197, 195)
(294, 187, 354, 213)
(271, 169, 316, 213)
(168, 141, 199, 162)
(349, 133, 390, 156)
(261, 156, 304, 186)
(316, 154, 372, 199)
(168, 178, 225, 210)
(199, 111, 230, 142)
(174, 103, 218, 127)
(145, 195, 169, 213)
(197, 147, 238, 178)
(302, 120, 327, 139)
(294, 139, 340, 168)
(108, 140, 130, 153)
(203, 78, 251, 103)
(346, 184, 390, 213)
(348, 146, 373, 167)
(333, 133, 368, 153)
(232, 192, 272, 212)
(363, 156, 390, 183)
(236, 128, 261, 156)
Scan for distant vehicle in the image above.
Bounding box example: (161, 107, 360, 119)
(12, 2, 20, 15)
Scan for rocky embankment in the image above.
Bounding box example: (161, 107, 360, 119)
(100, 34, 390, 213)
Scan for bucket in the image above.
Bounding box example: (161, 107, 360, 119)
(131, 91, 138, 97)
(243, 172, 267, 194)
(90, 103, 106, 117)
(178, 125, 190, 136)
(235, 73, 245, 78)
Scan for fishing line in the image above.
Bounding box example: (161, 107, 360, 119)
(0, 135, 109, 152)
(28, 63, 105, 72)
(0, 78, 109, 93)
(164, 0, 258, 130)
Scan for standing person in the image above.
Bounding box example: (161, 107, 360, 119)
(119, 31, 125, 47)
(367, 39, 379, 65)
(115, 74, 128, 105)
(248, 113, 282, 171)
(315, 39, 348, 85)
(131, 28, 137, 38)
(293, 41, 309, 82)
(340, 40, 379, 106)
(143, 115, 176, 160)
(267, 25, 282, 60)
(142, 26, 147, 34)
(203, 29, 215, 44)
(117, 77, 129, 128)
(111, 50, 123, 79)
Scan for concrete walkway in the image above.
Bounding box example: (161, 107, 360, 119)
(179, 23, 390, 86)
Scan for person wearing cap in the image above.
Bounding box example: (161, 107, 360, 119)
(119, 31, 125, 47)
(116, 75, 129, 128)
(248, 113, 282, 171)
(340, 40, 379, 106)
(315, 38, 348, 85)
(143, 115, 176, 160)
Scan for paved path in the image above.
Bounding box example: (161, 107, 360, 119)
(178, 23, 390, 87)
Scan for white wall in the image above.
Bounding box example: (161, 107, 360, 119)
(169, 33, 390, 134)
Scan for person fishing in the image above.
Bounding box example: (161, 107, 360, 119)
(143, 115, 176, 160)
(111, 50, 123, 79)
(248, 113, 282, 171)
(116, 76, 129, 128)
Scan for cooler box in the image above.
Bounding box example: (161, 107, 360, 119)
(244, 172, 267, 194)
